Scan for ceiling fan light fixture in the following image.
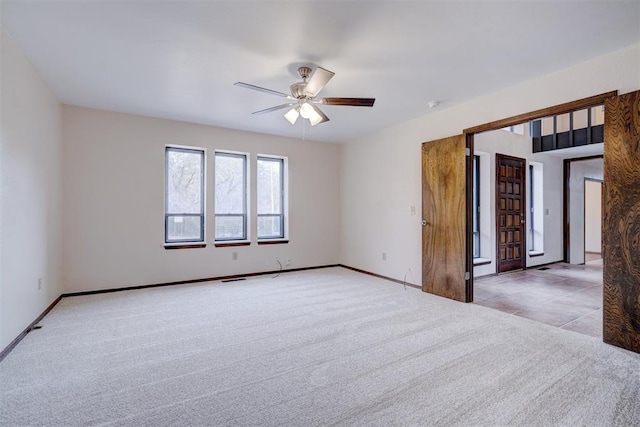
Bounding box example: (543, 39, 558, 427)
(284, 107, 300, 124)
(309, 107, 325, 126)
(299, 102, 315, 119)
(309, 113, 324, 126)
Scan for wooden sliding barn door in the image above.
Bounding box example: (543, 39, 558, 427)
(603, 90, 640, 353)
(422, 135, 471, 302)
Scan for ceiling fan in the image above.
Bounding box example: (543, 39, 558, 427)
(234, 66, 375, 126)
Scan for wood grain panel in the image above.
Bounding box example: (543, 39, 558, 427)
(603, 90, 640, 353)
(422, 135, 467, 302)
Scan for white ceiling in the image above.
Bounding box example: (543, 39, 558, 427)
(2, 1, 639, 143)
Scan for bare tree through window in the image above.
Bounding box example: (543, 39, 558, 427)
(257, 157, 284, 239)
(215, 152, 247, 240)
(165, 147, 204, 243)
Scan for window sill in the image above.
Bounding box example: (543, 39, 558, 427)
(164, 243, 206, 250)
(257, 239, 289, 245)
(473, 257, 492, 266)
(529, 251, 545, 258)
(214, 241, 251, 248)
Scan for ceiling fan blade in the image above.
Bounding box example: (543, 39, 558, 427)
(304, 67, 335, 98)
(234, 82, 293, 98)
(310, 104, 330, 126)
(252, 103, 297, 115)
(321, 97, 375, 107)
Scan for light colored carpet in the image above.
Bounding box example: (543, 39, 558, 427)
(1, 267, 639, 426)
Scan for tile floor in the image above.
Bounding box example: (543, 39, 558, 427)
(473, 259, 603, 338)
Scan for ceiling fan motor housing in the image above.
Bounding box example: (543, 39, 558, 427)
(297, 66, 312, 80)
(290, 82, 308, 100)
(290, 66, 313, 100)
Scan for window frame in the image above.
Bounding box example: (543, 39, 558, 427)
(528, 161, 545, 256)
(164, 145, 206, 245)
(529, 164, 534, 251)
(214, 151, 249, 242)
(257, 155, 286, 241)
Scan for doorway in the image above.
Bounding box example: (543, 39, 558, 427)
(421, 90, 640, 353)
(565, 156, 604, 265)
(584, 179, 603, 263)
(472, 129, 603, 338)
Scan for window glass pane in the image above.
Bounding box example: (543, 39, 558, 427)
(573, 109, 589, 129)
(215, 216, 245, 240)
(167, 215, 202, 241)
(591, 105, 604, 126)
(541, 116, 554, 136)
(556, 113, 570, 133)
(167, 149, 203, 214)
(257, 158, 282, 214)
(258, 216, 282, 238)
(215, 153, 246, 215)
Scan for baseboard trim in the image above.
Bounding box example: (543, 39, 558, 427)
(340, 264, 421, 290)
(0, 295, 62, 363)
(526, 260, 564, 270)
(62, 264, 342, 298)
(1, 263, 413, 362)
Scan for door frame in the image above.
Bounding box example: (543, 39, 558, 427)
(463, 91, 617, 297)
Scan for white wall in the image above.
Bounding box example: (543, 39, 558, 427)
(584, 180, 602, 254)
(62, 106, 340, 292)
(569, 160, 604, 264)
(340, 43, 640, 287)
(473, 129, 563, 277)
(0, 31, 63, 350)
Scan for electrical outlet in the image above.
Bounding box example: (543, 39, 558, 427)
(410, 205, 416, 215)
(265, 259, 271, 266)
(382, 252, 387, 261)
(38, 278, 42, 291)
(231, 251, 238, 261)
(285, 258, 291, 266)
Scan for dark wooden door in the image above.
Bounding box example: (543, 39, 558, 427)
(422, 135, 469, 302)
(603, 90, 640, 353)
(496, 154, 526, 273)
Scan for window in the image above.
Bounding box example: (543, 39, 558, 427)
(472, 155, 480, 258)
(215, 152, 248, 241)
(528, 161, 544, 255)
(165, 146, 205, 244)
(257, 156, 286, 239)
(529, 164, 534, 250)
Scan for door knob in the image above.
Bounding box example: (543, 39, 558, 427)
(421, 220, 428, 226)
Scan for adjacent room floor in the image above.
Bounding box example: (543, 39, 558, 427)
(473, 259, 603, 338)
